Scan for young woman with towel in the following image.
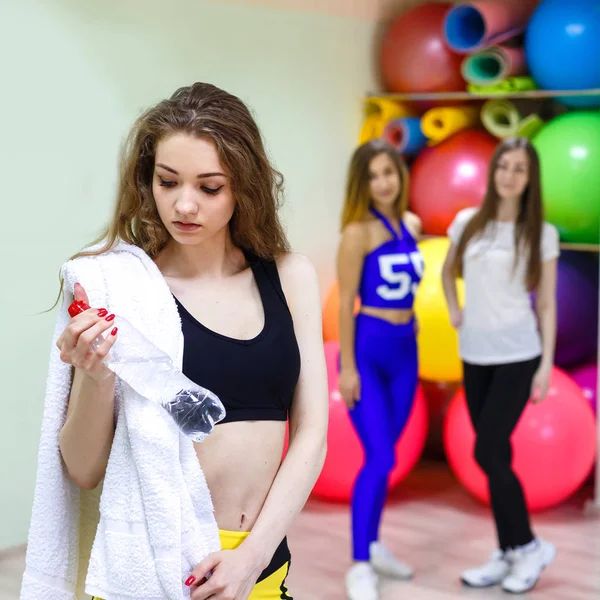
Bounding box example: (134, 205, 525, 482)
(23, 82, 328, 600)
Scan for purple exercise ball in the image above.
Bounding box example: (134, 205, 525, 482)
(554, 252, 598, 368)
(569, 363, 598, 416)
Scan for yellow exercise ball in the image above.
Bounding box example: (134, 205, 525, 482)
(414, 237, 464, 382)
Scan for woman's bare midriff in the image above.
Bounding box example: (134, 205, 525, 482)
(194, 419, 286, 532)
(359, 305, 414, 325)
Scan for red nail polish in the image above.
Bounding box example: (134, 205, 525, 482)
(185, 575, 196, 586)
(105, 314, 115, 322)
(98, 309, 108, 317)
(111, 327, 118, 336)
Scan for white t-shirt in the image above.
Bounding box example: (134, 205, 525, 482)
(447, 207, 560, 365)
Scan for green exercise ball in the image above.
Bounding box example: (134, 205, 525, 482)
(532, 111, 600, 244)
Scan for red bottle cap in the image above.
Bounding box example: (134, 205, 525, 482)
(68, 300, 91, 318)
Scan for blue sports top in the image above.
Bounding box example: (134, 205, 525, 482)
(358, 207, 424, 310)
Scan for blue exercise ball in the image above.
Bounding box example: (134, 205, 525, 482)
(525, 0, 600, 108)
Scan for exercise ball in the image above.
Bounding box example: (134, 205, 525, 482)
(554, 252, 599, 367)
(410, 129, 497, 236)
(414, 238, 465, 382)
(570, 362, 598, 416)
(444, 367, 597, 512)
(380, 2, 464, 94)
(322, 281, 360, 342)
(312, 341, 428, 502)
(532, 112, 600, 244)
(525, 0, 600, 108)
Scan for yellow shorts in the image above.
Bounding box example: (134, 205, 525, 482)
(93, 529, 292, 600)
(219, 529, 292, 599)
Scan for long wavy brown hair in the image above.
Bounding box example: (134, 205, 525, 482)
(52, 82, 290, 307)
(340, 138, 409, 230)
(452, 136, 544, 291)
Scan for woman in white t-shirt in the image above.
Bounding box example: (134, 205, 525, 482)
(442, 137, 559, 595)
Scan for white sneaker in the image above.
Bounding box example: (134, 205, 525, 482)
(346, 562, 379, 600)
(369, 541, 413, 579)
(461, 549, 511, 587)
(502, 538, 556, 594)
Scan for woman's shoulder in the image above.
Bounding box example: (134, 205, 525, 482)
(275, 252, 318, 286)
(340, 220, 370, 252)
(447, 206, 478, 241)
(62, 241, 150, 270)
(402, 210, 422, 239)
(342, 219, 370, 235)
(60, 242, 154, 304)
(541, 222, 560, 257)
(60, 253, 110, 309)
(454, 206, 479, 225)
(274, 252, 320, 309)
(541, 221, 559, 238)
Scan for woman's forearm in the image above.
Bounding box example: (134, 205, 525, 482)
(442, 268, 460, 314)
(59, 369, 116, 490)
(339, 302, 357, 371)
(537, 303, 556, 369)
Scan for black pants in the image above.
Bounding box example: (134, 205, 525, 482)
(463, 356, 540, 551)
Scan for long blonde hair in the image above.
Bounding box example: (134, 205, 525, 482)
(51, 82, 290, 308)
(340, 138, 409, 230)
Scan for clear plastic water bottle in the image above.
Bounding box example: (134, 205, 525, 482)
(68, 300, 226, 442)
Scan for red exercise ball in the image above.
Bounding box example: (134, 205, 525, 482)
(410, 129, 497, 236)
(420, 379, 460, 460)
(380, 3, 464, 94)
(311, 341, 429, 503)
(443, 367, 597, 512)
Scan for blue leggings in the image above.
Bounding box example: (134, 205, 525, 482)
(349, 313, 418, 561)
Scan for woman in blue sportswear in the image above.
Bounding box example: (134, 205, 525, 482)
(336, 139, 423, 600)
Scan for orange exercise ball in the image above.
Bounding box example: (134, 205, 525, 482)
(322, 281, 360, 342)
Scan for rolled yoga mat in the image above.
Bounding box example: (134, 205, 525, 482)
(481, 99, 521, 137)
(516, 113, 544, 139)
(467, 75, 537, 95)
(461, 45, 527, 86)
(421, 106, 480, 144)
(481, 99, 544, 139)
(359, 98, 413, 144)
(444, 0, 540, 53)
(383, 117, 429, 155)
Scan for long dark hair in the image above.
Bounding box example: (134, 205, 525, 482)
(340, 138, 409, 230)
(452, 137, 543, 291)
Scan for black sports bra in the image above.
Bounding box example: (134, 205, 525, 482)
(174, 254, 301, 424)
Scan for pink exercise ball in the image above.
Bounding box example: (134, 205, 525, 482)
(443, 367, 597, 512)
(570, 362, 598, 416)
(311, 341, 428, 503)
(410, 129, 497, 236)
(380, 2, 464, 94)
